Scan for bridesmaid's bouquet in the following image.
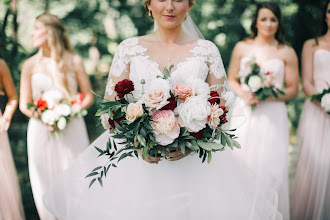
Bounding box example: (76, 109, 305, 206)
(86, 65, 240, 187)
(27, 92, 87, 134)
(311, 86, 330, 114)
(239, 58, 285, 110)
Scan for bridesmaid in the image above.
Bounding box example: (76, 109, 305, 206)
(292, 1, 330, 219)
(19, 13, 93, 220)
(227, 2, 299, 220)
(0, 59, 25, 219)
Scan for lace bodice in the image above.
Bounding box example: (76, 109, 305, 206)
(313, 49, 330, 92)
(239, 56, 285, 89)
(105, 37, 227, 99)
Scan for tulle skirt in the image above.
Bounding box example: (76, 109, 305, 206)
(27, 117, 89, 220)
(292, 100, 330, 220)
(230, 99, 290, 220)
(43, 130, 283, 220)
(0, 111, 25, 220)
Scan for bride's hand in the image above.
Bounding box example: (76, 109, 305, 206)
(136, 148, 162, 164)
(165, 147, 191, 162)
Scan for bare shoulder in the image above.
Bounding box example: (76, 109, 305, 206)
(22, 54, 38, 73)
(72, 53, 83, 65)
(279, 44, 297, 60)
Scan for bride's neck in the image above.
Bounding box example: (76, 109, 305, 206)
(254, 35, 278, 46)
(154, 26, 186, 44)
(323, 30, 330, 42)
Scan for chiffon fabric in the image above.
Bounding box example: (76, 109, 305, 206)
(43, 38, 282, 220)
(28, 59, 89, 220)
(230, 57, 290, 220)
(292, 49, 330, 220)
(0, 110, 25, 220)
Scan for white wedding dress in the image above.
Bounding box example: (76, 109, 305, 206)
(28, 61, 90, 220)
(43, 37, 282, 220)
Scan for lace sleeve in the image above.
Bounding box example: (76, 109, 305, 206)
(203, 40, 235, 107)
(105, 37, 146, 99)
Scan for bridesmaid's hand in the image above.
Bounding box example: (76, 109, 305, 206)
(241, 91, 259, 105)
(0, 116, 10, 132)
(165, 147, 192, 161)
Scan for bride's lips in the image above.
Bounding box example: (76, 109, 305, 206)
(163, 15, 176, 19)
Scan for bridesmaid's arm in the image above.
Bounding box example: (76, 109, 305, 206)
(275, 46, 299, 102)
(19, 58, 36, 118)
(301, 39, 318, 98)
(0, 59, 18, 132)
(73, 55, 94, 109)
(227, 42, 258, 105)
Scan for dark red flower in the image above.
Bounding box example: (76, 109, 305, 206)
(36, 99, 47, 111)
(160, 97, 177, 111)
(115, 79, 134, 99)
(108, 114, 125, 130)
(209, 91, 220, 105)
(190, 130, 203, 139)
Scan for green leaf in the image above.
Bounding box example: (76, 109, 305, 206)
(98, 178, 103, 187)
(220, 132, 227, 146)
(85, 172, 99, 178)
(94, 146, 104, 154)
(225, 135, 235, 150)
(197, 140, 213, 151)
(118, 153, 128, 163)
(89, 178, 96, 188)
(137, 135, 147, 147)
(190, 140, 200, 151)
(207, 151, 212, 163)
(233, 140, 241, 149)
(142, 144, 150, 159)
(179, 142, 185, 155)
(92, 166, 103, 172)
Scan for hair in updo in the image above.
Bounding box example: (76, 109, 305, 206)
(143, 0, 195, 19)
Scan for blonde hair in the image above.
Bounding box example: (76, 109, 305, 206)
(36, 13, 74, 96)
(143, 0, 195, 19)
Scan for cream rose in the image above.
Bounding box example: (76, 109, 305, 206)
(177, 96, 210, 132)
(150, 110, 180, 146)
(173, 83, 193, 101)
(141, 78, 171, 112)
(248, 75, 263, 92)
(57, 117, 67, 130)
(54, 103, 71, 117)
(321, 93, 330, 113)
(126, 102, 144, 123)
(208, 104, 224, 129)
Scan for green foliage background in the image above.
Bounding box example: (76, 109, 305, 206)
(0, 0, 325, 219)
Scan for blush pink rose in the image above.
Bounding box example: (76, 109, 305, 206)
(173, 83, 193, 101)
(150, 110, 180, 146)
(126, 102, 144, 123)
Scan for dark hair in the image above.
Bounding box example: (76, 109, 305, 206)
(250, 2, 285, 45)
(315, 0, 330, 45)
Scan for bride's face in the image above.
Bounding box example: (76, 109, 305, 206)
(148, 0, 192, 30)
(32, 20, 49, 48)
(256, 8, 279, 38)
(326, 3, 330, 29)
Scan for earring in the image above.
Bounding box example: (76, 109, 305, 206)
(148, 10, 151, 16)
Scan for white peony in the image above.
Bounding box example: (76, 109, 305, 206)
(42, 90, 63, 109)
(189, 79, 210, 98)
(141, 78, 171, 112)
(321, 93, 330, 113)
(222, 90, 235, 107)
(54, 103, 71, 117)
(248, 75, 263, 92)
(100, 113, 111, 129)
(41, 110, 59, 125)
(177, 96, 210, 132)
(57, 117, 67, 130)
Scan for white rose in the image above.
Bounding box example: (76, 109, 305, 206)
(321, 93, 330, 113)
(248, 75, 263, 92)
(71, 103, 82, 115)
(188, 79, 210, 98)
(100, 113, 111, 129)
(177, 96, 210, 132)
(57, 117, 67, 130)
(141, 78, 171, 112)
(54, 103, 71, 117)
(41, 110, 59, 125)
(222, 90, 235, 107)
(208, 104, 224, 129)
(42, 90, 63, 109)
(126, 102, 144, 123)
(150, 110, 180, 146)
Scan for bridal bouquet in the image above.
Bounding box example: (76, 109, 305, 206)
(311, 86, 330, 114)
(86, 65, 240, 187)
(28, 92, 87, 133)
(239, 58, 285, 110)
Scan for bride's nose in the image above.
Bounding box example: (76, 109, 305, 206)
(165, 0, 174, 11)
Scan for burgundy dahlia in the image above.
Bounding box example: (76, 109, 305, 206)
(115, 79, 134, 99)
(160, 97, 177, 111)
(209, 91, 220, 105)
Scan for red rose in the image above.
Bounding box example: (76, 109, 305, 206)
(160, 97, 177, 111)
(36, 99, 47, 111)
(115, 79, 134, 99)
(209, 91, 220, 105)
(191, 130, 203, 139)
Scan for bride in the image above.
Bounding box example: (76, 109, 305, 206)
(43, 0, 282, 219)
